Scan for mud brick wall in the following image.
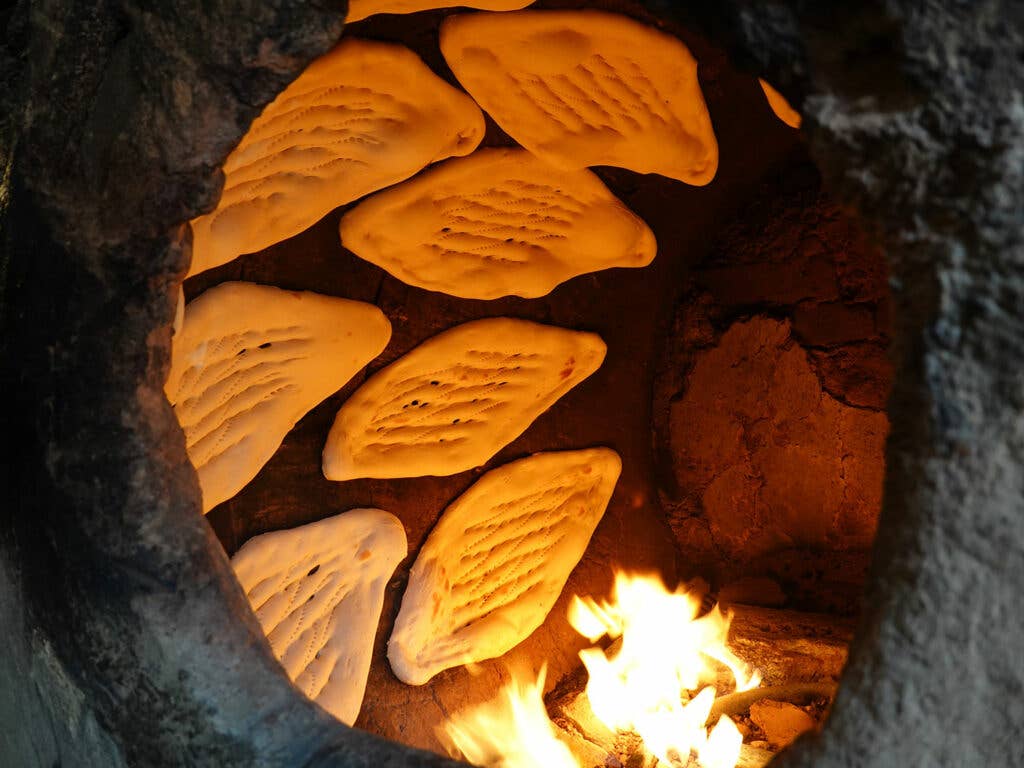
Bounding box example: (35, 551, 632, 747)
(654, 156, 893, 615)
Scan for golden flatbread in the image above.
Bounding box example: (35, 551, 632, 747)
(166, 282, 390, 512)
(340, 147, 656, 299)
(759, 78, 802, 129)
(188, 38, 485, 276)
(441, 10, 717, 183)
(388, 448, 621, 684)
(347, 0, 533, 23)
(322, 318, 605, 480)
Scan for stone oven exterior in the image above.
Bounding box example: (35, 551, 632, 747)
(2, 1, 1022, 767)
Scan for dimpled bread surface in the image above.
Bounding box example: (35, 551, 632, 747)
(232, 508, 407, 724)
(387, 448, 621, 684)
(188, 38, 485, 277)
(347, 0, 534, 23)
(166, 282, 391, 512)
(322, 317, 606, 480)
(339, 147, 656, 299)
(440, 10, 717, 184)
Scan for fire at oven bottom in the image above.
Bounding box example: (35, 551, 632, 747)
(438, 571, 844, 768)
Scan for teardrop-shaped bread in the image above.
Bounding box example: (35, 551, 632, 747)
(188, 38, 485, 277)
(166, 282, 391, 512)
(339, 148, 656, 299)
(322, 318, 606, 480)
(759, 78, 802, 129)
(347, 0, 533, 23)
(388, 448, 621, 684)
(232, 508, 407, 724)
(440, 10, 717, 184)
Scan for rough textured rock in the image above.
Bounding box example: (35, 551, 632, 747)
(748, 701, 815, 749)
(726, 606, 852, 687)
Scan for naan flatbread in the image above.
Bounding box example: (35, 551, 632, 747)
(232, 508, 407, 724)
(188, 38, 485, 276)
(347, 0, 533, 23)
(388, 449, 621, 684)
(441, 10, 717, 183)
(340, 147, 656, 299)
(322, 318, 605, 480)
(759, 78, 802, 129)
(167, 282, 390, 512)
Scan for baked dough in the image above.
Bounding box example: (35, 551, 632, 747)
(347, 0, 533, 23)
(339, 147, 656, 299)
(322, 318, 605, 480)
(759, 78, 802, 129)
(167, 282, 390, 512)
(188, 38, 485, 276)
(388, 448, 621, 684)
(440, 10, 717, 184)
(173, 285, 184, 337)
(232, 508, 407, 724)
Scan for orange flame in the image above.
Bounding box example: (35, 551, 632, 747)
(440, 571, 760, 768)
(569, 572, 758, 767)
(440, 665, 577, 768)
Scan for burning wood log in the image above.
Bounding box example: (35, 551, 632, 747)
(708, 683, 836, 723)
(725, 605, 853, 685)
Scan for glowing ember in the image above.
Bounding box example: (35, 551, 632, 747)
(441, 571, 761, 768)
(441, 665, 577, 768)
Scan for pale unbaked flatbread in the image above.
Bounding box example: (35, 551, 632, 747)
(347, 0, 533, 23)
(388, 448, 621, 684)
(339, 148, 657, 299)
(166, 282, 391, 512)
(759, 78, 802, 129)
(232, 508, 407, 724)
(322, 318, 606, 480)
(188, 38, 485, 277)
(440, 10, 717, 184)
